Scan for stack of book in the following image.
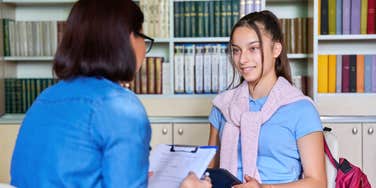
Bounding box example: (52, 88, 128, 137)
(130, 57, 164, 95)
(318, 54, 376, 93)
(319, 0, 375, 35)
(174, 0, 240, 37)
(174, 43, 240, 94)
(4, 78, 57, 113)
(139, 0, 169, 38)
(2, 20, 66, 57)
(279, 18, 312, 54)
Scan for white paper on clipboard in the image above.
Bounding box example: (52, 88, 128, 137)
(148, 144, 217, 188)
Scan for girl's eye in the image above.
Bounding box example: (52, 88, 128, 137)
(232, 48, 241, 55)
(249, 46, 260, 52)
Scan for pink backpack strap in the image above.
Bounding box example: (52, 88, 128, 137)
(323, 137, 339, 169)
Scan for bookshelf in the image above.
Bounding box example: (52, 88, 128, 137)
(313, 0, 376, 116)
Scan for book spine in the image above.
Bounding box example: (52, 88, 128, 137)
(190, 2, 197, 37)
(232, 0, 240, 28)
(372, 56, 376, 92)
(336, 55, 342, 93)
(195, 45, 204, 93)
(360, 0, 368, 34)
(349, 55, 357, 92)
(203, 45, 212, 93)
(350, 0, 361, 34)
(211, 45, 220, 93)
(321, 0, 328, 35)
(328, 0, 336, 34)
(184, 2, 192, 37)
(356, 55, 365, 93)
(364, 55, 373, 92)
(140, 59, 148, 94)
(184, 44, 195, 94)
(214, 1, 221, 37)
(197, 2, 205, 37)
(147, 57, 156, 94)
(180, 2, 185, 37)
(367, 0, 376, 34)
(336, 0, 342, 34)
(174, 2, 180, 37)
(208, 1, 215, 37)
(174, 45, 185, 94)
(342, 0, 351, 34)
(328, 55, 336, 93)
(155, 57, 163, 94)
(318, 55, 329, 93)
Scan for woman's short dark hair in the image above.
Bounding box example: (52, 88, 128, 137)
(53, 0, 143, 82)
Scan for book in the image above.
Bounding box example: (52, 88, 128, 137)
(364, 55, 373, 92)
(195, 45, 204, 93)
(155, 57, 163, 94)
(356, 55, 365, 93)
(342, 0, 351, 34)
(321, 0, 329, 35)
(328, 0, 336, 34)
(147, 57, 156, 94)
(184, 44, 195, 94)
(328, 55, 336, 93)
(349, 55, 357, 92)
(211, 44, 220, 93)
(372, 55, 376, 92)
(174, 45, 185, 94)
(336, 0, 342, 34)
(336, 55, 342, 93)
(350, 0, 361, 34)
(367, 0, 376, 34)
(342, 55, 350, 92)
(203, 45, 212, 93)
(318, 55, 329, 93)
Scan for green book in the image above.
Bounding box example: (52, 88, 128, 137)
(208, 1, 215, 37)
(232, 0, 240, 27)
(221, 1, 228, 37)
(3, 19, 10, 56)
(174, 2, 180, 37)
(226, 1, 232, 36)
(214, 1, 222, 37)
(22, 79, 27, 113)
(197, 2, 205, 37)
(184, 2, 192, 37)
(191, 2, 197, 37)
(179, 2, 185, 37)
(203, 1, 210, 37)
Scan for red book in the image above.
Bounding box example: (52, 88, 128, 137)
(342, 55, 350, 92)
(368, 0, 376, 34)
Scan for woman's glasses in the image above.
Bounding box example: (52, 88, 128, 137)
(136, 32, 154, 53)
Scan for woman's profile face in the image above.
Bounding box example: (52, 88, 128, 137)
(130, 32, 146, 72)
(231, 25, 280, 84)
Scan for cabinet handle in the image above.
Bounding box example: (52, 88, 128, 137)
(162, 128, 168, 135)
(368, 128, 374, 135)
(352, 128, 358, 135)
(178, 128, 184, 135)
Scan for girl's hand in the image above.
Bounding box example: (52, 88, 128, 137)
(180, 171, 212, 188)
(233, 175, 261, 188)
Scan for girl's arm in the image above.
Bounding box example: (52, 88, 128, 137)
(208, 124, 220, 168)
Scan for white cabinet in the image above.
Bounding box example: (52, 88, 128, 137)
(173, 123, 210, 146)
(323, 122, 375, 187)
(363, 123, 376, 187)
(0, 124, 20, 183)
(150, 123, 173, 148)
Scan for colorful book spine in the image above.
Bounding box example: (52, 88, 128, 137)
(342, 55, 350, 92)
(356, 55, 364, 93)
(328, 55, 337, 93)
(350, 0, 361, 34)
(342, 0, 351, 34)
(349, 55, 357, 92)
(367, 0, 376, 34)
(360, 0, 368, 34)
(336, 55, 342, 92)
(155, 57, 163, 94)
(336, 0, 342, 34)
(318, 55, 329, 93)
(321, 0, 329, 35)
(364, 55, 373, 92)
(328, 0, 336, 34)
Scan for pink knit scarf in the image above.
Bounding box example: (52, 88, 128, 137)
(212, 77, 312, 182)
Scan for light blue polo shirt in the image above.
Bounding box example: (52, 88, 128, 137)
(209, 95, 322, 184)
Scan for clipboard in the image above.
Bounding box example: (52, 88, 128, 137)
(148, 144, 217, 188)
(206, 168, 242, 188)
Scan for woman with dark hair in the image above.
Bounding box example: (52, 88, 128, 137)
(208, 11, 327, 188)
(10, 0, 210, 187)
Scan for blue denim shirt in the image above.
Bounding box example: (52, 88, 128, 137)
(11, 76, 151, 188)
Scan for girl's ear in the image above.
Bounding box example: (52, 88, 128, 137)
(272, 42, 282, 58)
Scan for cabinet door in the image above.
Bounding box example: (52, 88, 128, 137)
(0, 124, 20, 183)
(363, 123, 376, 187)
(173, 123, 210, 145)
(324, 123, 362, 168)
(150, 123, 172, 148)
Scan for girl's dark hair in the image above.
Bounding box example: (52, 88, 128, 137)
(228, 10, 292, 88)
(53, 0, 143, 82)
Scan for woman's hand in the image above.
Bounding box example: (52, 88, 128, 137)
(180, 172, 212, 188)
(233, 175, 262, 188)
